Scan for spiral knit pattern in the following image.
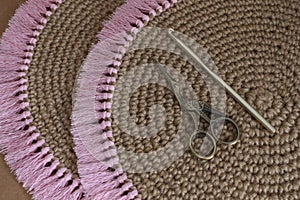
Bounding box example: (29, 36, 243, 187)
(109, 0, 300, 199)
(26, 0, 123, 177)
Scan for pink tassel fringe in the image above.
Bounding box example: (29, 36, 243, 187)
(71, 0, 179, 199)
(0, 0, 85, 199)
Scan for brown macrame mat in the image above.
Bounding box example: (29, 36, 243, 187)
(26, 0, 124, 177)
(108, 0, 300, 199)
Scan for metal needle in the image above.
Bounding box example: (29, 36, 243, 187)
(168, 28, 276, 134)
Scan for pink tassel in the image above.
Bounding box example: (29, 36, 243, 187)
(11, 147, 51, 187)
(126, 0, 157, 16)
(96, 111, 112, 119)
(0, 128, 37, 152)
(95, 101, 113, 111)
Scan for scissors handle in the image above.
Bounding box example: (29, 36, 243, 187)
(189, 130, 217, 160)
(210, 117, 240, 145)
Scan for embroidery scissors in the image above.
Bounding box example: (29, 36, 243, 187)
(168, 28, 276, 134)
(158, 63, 240, 160)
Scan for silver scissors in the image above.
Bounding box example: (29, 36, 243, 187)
(158, 64, 240, 160)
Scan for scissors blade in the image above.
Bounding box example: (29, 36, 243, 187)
(157, 62, 185, 103)
(157, 62, 177, 85)
(200, 102, 227, 118)
(158, 63, 227, 119)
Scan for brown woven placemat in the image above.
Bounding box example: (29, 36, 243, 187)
(108, 0, 300, 199)
(26, 0, 123, 177)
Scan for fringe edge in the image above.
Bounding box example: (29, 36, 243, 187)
(0, 0, 86, 199)
(71, 0, 178, 199)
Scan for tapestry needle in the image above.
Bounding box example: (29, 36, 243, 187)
(168, 28, 276, 134)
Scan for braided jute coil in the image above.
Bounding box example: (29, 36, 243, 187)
(76, 0, 300, 199)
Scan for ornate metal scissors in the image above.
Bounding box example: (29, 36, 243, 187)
(158, 64, 240, 160)
(168, 29, 276, 134)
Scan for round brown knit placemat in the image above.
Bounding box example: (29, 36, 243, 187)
(26, 0, 124, 177)
(108, 0, 300, 199)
